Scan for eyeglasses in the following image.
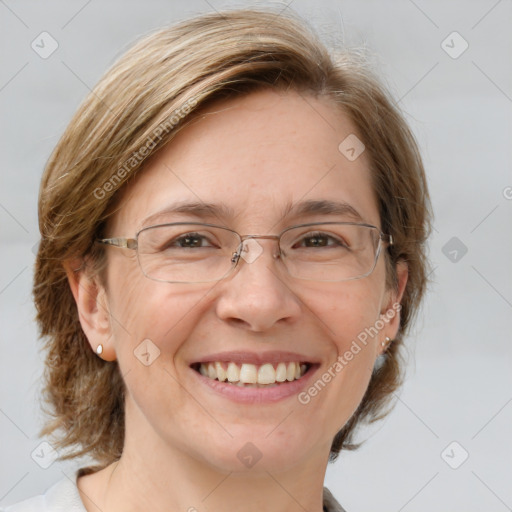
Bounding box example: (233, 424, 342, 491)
(96, 222, 393, 284)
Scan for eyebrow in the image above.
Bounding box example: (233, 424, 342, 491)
(142, 199, 365, 227)
(284, 199, 365, 223)
(142, 201, 236, 227)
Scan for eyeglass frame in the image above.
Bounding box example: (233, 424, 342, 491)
(96, 221, 394, 284)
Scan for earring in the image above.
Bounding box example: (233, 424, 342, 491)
(95, 344, 103, 355)
(381, 336, 392, 350)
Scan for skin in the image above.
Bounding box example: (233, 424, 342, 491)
(67, 88, 408, 512)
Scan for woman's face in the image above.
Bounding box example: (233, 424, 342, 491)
(81, 88, 406, 474)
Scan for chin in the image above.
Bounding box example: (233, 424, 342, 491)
(193, 425, 318, 474)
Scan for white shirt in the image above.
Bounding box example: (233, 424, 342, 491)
(1, 470, 84, 512)
(1, 469, 345, 512)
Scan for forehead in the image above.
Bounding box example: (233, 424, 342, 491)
(111, 88, 380, 233)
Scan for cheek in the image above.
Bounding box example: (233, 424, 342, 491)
(107, 256, 212, 367)
(323, 284, 381, 375)
(305, 276, 383, 346)
(105, 271, 214, 424)
(296, 280, 384, 431)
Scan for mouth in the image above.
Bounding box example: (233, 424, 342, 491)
(190, 361, 312, 388)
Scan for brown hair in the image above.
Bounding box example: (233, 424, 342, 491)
(34, 7, 432, 470)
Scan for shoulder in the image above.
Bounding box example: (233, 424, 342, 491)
(0, 470, 86, 512)
(323, 486, 347, 512)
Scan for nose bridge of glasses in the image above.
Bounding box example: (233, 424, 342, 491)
(235, 234, 281, 262)
(241, 234, 280, 240)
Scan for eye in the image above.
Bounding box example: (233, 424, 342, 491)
(166, 232, 218, 249)
(293, 232, 349, 249)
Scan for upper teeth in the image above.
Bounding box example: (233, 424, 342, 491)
(198, 362, 307, 385)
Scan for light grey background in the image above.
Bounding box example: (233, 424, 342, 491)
(1, 1, 511, 511)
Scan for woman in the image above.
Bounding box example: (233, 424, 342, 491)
(3, 7, 431, 512)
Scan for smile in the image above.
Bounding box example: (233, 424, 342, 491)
(192, 361, 310, 387)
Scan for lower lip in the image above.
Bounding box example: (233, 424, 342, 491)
(190, 365, 319, 404)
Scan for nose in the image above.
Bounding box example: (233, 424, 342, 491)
(215, 238, 302, 332)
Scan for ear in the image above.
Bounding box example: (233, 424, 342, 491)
(64, 258, 117, 362)
(379, 259, 408, 353)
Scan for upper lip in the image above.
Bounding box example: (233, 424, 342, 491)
(190, 351, 319, 366)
